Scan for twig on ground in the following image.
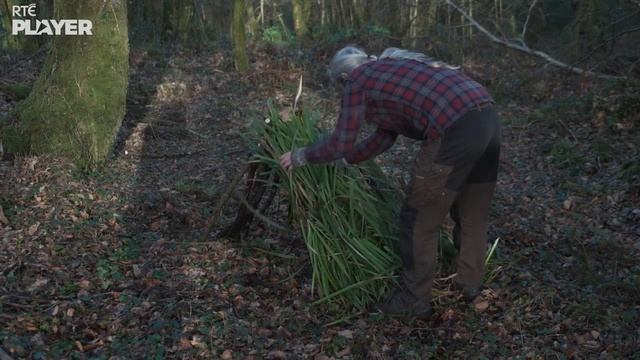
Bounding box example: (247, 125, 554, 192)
(0, 300, 37, 310)
(201, 169, 246, 241)
(234, 192, 289, 234)
(554, 118, 579, 143)
(139, 149, 208, 159)
(277, 263, 308, 284)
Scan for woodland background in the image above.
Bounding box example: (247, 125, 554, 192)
(0, 0, 639, 359)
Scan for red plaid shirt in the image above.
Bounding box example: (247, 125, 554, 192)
(295, 59, 493, 165)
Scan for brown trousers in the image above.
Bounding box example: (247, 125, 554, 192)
(398, 107, 501, 301)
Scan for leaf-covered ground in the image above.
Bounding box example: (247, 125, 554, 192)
(1, 43, 639, 359)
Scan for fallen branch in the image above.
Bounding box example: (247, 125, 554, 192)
(444, 0, 626, 80)
(233, 192, 289, 234)
(220, 162, 273, 238)
(200, 168, 246, 241)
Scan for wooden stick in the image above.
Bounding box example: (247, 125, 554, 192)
(445, 0, 626, 80)
(220, 162, 268, 238)
(233, 192, 289, 233)
(200, 168, 246, 241)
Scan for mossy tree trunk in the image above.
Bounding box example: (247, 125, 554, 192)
(2, 0, 129, 169)
(292, 0, 310, 37)
(232, 0, 249, 72)
(1, 0, 25, 51)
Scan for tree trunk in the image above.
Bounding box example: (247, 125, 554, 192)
(260, 0, 264, 27)
(232, 0, 249, 72)
(246, 1, 258, 37)
(1, 0, 27, 51)
(1, 0, 129, 169)
(292, 0, 310, 37)
(177, 0, 194, 42)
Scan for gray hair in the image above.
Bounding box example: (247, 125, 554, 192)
(328, 46, 375, 83)
(328, 46, 459, 82)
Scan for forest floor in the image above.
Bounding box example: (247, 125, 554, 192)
(1, 42, 639, 359)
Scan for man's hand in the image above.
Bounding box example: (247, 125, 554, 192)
(279, 151, 293, 171)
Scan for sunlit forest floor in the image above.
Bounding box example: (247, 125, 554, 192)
(1, 43, 639, 359)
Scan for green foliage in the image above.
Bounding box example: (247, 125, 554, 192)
(261, 25, 291, 45)
(549, 139, 585, 175)
(318, 24, 391, 44)
(591, 139, 615, 162)
(112, 237, 141, 261)
(620, 156, 640, 182)
(3, 82, 32, 100)
(96, 259, 124, 289)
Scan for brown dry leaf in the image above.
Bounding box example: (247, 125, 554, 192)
(221, 349, 233, 359)
(276, 326, 291, 338)
(28, 277, 48, 292)
(474, 300, 489, 312)
(0, 205, 8, 225)
(143, 277, 161, 288)
(178, 337, 193, 350)
(440, 308, 456, 321)
(267, 350, 286, 359)
(150, 220, 162, 231)
(27, 222, 40, 236)
(336, 347, 351, 357)
(563, 198, 573, 210)
(78, 279, 91, 289)
(279, 107, 292, 122)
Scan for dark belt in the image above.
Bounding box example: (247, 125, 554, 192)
(473, 101, 494, 112)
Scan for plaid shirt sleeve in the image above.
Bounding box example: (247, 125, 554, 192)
(344, 128, 397, 164)
(298, 81, 366, 164)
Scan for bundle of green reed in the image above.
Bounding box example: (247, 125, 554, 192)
(254, 107, 403, 310)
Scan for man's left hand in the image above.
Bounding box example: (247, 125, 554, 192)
(279, 152, 293, 171)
